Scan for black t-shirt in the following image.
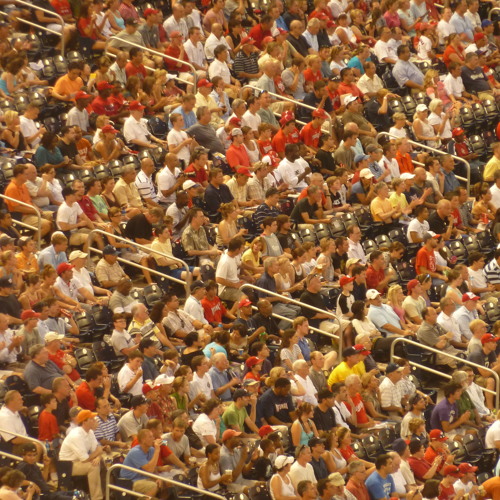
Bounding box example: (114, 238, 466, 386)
(302, 93, 333, 121)
(286, 33, 310, 57)
(290, 197, 319, 224)
(364, 98, 392, 132)
(468, 349, 496, 374)
(53, 396, 70, 427)
(247, 312, 280, 337)
(353, 281, 367, 301)
(277, 232, 295, 252)
(311, 456, 329, 481)
(16, 462, 50, 493)
(124, 213, 153, 242)
(461, 66, 490, 93)
(57, 140, 78, 159)
(428, 211, 451, 236)
(256, 388, 295, 426)
(332, 251, 347, 274)
(204, 183, 234, 215)
(313, 405, 337, 431)
(315, 149, 336, 174)
(0, 294, 21, 319)
(300, 290, 327, 328)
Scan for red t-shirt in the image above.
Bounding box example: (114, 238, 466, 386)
(130, 439, 172, 466)
(78, 196, 99, 221)
(366, 265, 385, 291)
(271, 128, 299, 154)
(184, 164, 208, 185)
(407, 456, 431, 481)
(438, 483, 456, 500)
(299, 122, 322, 148)
(415, 246, 437, 274)
(328, 89, 341, 110)
(201, 296, 227, 324)
(50, 0, 72, 17)
(248, 24, 272, 49)
(344, 393, 369, 424)
(451, 208, 462, 227)
(75, 380, 96, 410)
(396, 151, 414, 174)
(257, 139, 273, 156)
(125, 62, 147, 80)
(226, 143, 250, 168)
(339, 446, 356, 461)
(164, 45, 191, 72)
(91, 96, 114, 116)
(303, 68, 323, 83)
(443, 44, 464, 67)
(338, 82, 364, 100)
(77, 17, 97, 39)
(48, 350, 80, 382)
(454, 142, 471, 158)
(38, 410, 60, 441)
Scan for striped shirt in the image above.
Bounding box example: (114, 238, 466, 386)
(484, 258, 500, 284)
(94, 414, 119, 442)
(135, 170, 159, 203)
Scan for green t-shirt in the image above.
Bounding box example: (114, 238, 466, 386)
(222, 402, 248, 431)
(90, 195, 109, 215)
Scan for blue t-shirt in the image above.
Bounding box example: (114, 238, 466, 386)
(121, 445, 155, 481)
(430, 398, 458, 430)
(298, 338, 311, 362)
(365, 471, 395, 500)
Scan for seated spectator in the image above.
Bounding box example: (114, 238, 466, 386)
(118, 395, 150, 442)
(117, 351, 144, 397)
(76, 365, 104, 411)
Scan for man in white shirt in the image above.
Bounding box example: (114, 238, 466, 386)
(216, 238, 245, 303)
(468, 251, 498, 298)
(0, 390, 34, 451)
(443, 63, 468, 102)
(346, 224, 366, 264)
(66, 91, 91, 133)
(123, 101, 167, 149)
(189, 355, 216, 401)
(437, 8, 456, 45)
(59, 409, 103, 500)
(379, 142, 400, 179)
(357, 62, 384, 97)
(291, 360, 318, 405)
(289, 446, 317, 490)
(437, 297, 464, 346)
(183, 26, 207, 73)
(406, 205, 429, 243)
(303, 18, 320, 53)
(374, 28, 397, 64)
(163, 3, 188, 39)
(208, 45, 239, 97)
(20, 104, 46, 149)
(464, 0, 481, 32)
(328, 0, 348, 18)
(56, 186, 94, 251)
(24, 163, 57, 211)
(117, 351, 144, 396)
(277, 143, 310, 192)
(379, 363, 405, 417)
(204, 23, 231, 61)
(157, 153, 183, 206)
(454, 463, 480, 497)
(135, 158, 162, 208)
(241, 95, 262, 132)
(183, 281, 209, 325)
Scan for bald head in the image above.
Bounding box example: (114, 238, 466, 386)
(212, 23, 223, 37)
(141, 157, 155, 174)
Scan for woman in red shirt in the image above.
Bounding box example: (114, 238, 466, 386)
(442, 34, 465, 67)
(244, 357, 264, 382)
(303, 55, 323, 83)
(77, 2, 107, 52)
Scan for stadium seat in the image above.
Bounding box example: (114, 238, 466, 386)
(401, 95, 417, 119)
(74, 347, 97, 372)
(448, 240, 468, 263)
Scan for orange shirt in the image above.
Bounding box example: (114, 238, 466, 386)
(271, 128, 299, 153)
(53, 74, 84, 101)
(299, 122, 322, 148)
(396, 151, 414, 174)
(4, 180, 34, 212)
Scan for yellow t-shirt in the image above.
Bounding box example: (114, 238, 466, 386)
(484, 157, 500, 182)
(389, 192, 408, 211)
(241, 248, 262, 268)
(370, 196, 393, 222)
(328, 361, 355, 386)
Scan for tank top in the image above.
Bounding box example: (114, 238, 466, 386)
(114, 12, 125, 29)
(299, 418, 315, 445)
(329, 449, 347, 476)
(270, 474, 296, 500)
(244, 141, 260, 164)
(262, 234, 282, 257)
(197, 465, 221, 492)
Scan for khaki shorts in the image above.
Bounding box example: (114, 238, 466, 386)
(23, 211, 52, 227)
(133, 480, 158, 496)
(69, 228, 91, 246)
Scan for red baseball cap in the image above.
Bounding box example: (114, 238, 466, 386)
(279, 111, 295, 126)
(452, 127, 465, 137)
(277, 28, 288, 35)
(458, 463, 478, 473)
(353, 343, 371, 355)
(197, 78, 213, 88)
(339, 276, 355, 287)
(56, 262, 74, 275)
(143, 7, 159, 16)
(229, 117, 242, 126)
(222, 429, 242, 442)
(415, 22, 430, 31)
(407, 279, 420, 292)
(241, 37, 256, 45)
(75, 90, 91, 100)
(169, 30, 183, 38)
(142, 383, 160, 395)
(245, 356, 264, 368)
(236, 167, 252, 177)
(129, 100, 146, 111)
(462, 292, 479, 302)
(429, 429, 447, 441)
(96, 81, 114, 91)
(481, 333, 500, 345)
(262, 36, 275, 44)
(238, 298, 252, 308)
(21, 310, 40, 321)
(101, 124, 119, 134)
(442, 465, 463, 478)
(258, 425, 275, 438)
(312, 108, 328, 119)
(474, 32, 486, 41)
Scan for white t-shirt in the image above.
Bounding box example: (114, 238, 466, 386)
(117, 364, 143, 396)
(192, 413, 217, 447)
(277, 158, 308, 190)
(289, 462, 316, 489)
(428, 112, 452, 139)
(407, 218, 429, 242)
(157, 165, 181, 204)
(20, 116, 40, 148)
(490, 183, 500, 210)
(241, 110, 261, 132)
(208, 59, 231, 84)
(291, 374, 318, 406)
(486, 419, 500, 448)
(56, 201, 83, 230)
(189, 371, 214, 401)
(437, 19, 456, 45)
(183, 39, 206, 68)
(374, 40, 392, 62)
(443, 73, 465, 98)
(167, 129, 190, 165)
(468, 266, 488, 295)
(417, 35, 432, 60)
(215, 252, 239, 294)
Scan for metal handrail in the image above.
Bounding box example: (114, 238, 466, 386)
(376, 131, 471, 193)
(0, 194, 42, 249)
(14, 0, 66, 55)
(86, 229, 191, 296)
(390, 337, 500, 408)
(0, 449, 43, 468)
(0, 427, 45, 453)
(242, 84, 334, 135)
(489, 7, 500, 19)
(240, 283, 342, 353)
(104, 37, 198, 92)
(106, 463, 226, 500)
